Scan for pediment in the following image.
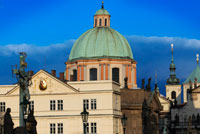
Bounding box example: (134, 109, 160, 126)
(7, 70, 79, 96)
(149, 92, 162, 110)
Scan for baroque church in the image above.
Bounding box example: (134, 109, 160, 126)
(0, 2, 138, 134)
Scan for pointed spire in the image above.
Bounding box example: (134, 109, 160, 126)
(154, 71, 159, 92)
(155, 71, 157, 84)
(196, 53, 199, 64)
(167, 43, 180, 85)
(101, 0, 104, 9)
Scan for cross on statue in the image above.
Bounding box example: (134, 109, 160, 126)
(13, 52, 32, 127)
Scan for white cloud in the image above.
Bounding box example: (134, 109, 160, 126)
(0, 40, 75, 56)
(126, 35, 200, 48)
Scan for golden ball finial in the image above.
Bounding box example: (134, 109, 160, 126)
(171, 43, 173, 48)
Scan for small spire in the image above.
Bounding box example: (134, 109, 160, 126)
(196, 53, 199, 64)
(167, 43, 180, 85)
(101, 0, 104, 9)
(154, 71, 159, 92)
(171, 43, 174, 63)
(155, 71, 157, 84)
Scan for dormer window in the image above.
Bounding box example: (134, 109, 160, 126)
(105, 19, 107, 26)
(99, 19, 102, 26)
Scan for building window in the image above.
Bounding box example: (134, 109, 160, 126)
(91, 99, 97, 110)
(105, 19, 107, 26)
(91, 122, 97, 134)
(112, 68, 119, 83)
(0, 102, 5, 112)
(50, 123, 56, 134)
(83, 99, 89, 110)
(58, 123, 63, 134)
(99, 19, 102, 26)
(90, 68, 97, 81)
(95, 19, 97, 27)
(187, 89, 190, 101)
(171, 91, 176, 99)
(30, 101, 34, 111)
(58, 100, 63, 111)
(50, 100, 56, 111)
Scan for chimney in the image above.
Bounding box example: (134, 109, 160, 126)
(51, 70, 56, 77)
(59, 72, 64, 81)
(28, 70, 34, 76)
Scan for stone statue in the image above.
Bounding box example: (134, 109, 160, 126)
(124, 77, 128, 89)
(4, 108, 14, 134)
(146, 78, 151, 91)
(142, 79, 145, 89)
(26, 110, 37, 134)
(13, 52, 32, 126)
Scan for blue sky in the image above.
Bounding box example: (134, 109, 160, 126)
(0, 0, 200, 95)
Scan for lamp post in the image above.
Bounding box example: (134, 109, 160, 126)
(81, 107, 89, 134)
(121, 114, 128, 134)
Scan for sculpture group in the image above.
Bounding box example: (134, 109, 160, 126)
(4, 52, 37, 134)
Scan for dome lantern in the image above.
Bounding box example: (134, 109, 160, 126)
(94, 1, 111, 27)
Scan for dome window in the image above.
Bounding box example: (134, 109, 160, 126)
(171, 91, 176, 99)
(105, 19, 107, 26)
(95, 19, 97, 27)
(70, 69, 77, 81)
(112, 68, 119, 83)
(99, 19, 102, 26)
(90, 68, 97, 81)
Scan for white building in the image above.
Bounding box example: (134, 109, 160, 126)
(0, 70, 122, 134)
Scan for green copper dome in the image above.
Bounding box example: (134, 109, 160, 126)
(184, 65, 200, 84)
(68, 27, 134, 61)
(95, 9, 110, 15)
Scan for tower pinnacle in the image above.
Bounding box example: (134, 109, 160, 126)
(196, 53, 199, 64)
(171, 43, 174, 63)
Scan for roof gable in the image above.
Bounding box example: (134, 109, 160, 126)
(7, 70, 79, 95)
(148, 92, 162, 110)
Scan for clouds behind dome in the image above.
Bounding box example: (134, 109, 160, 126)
(0, 36, 200, 96)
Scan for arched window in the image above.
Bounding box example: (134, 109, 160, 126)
(90, 68, 97, 81)
(105, 19, 107, 26)
(72, 70, 77, 81)
(187, 89, 190, 101)
(112, 68, 119, 83)
(99, 19, 102, 26)
(171, 91, 176, 99)
(95, 19, 97, 27)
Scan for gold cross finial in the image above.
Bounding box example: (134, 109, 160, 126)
(101, 0, 104, 9)
(196, 53, 199, 64)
